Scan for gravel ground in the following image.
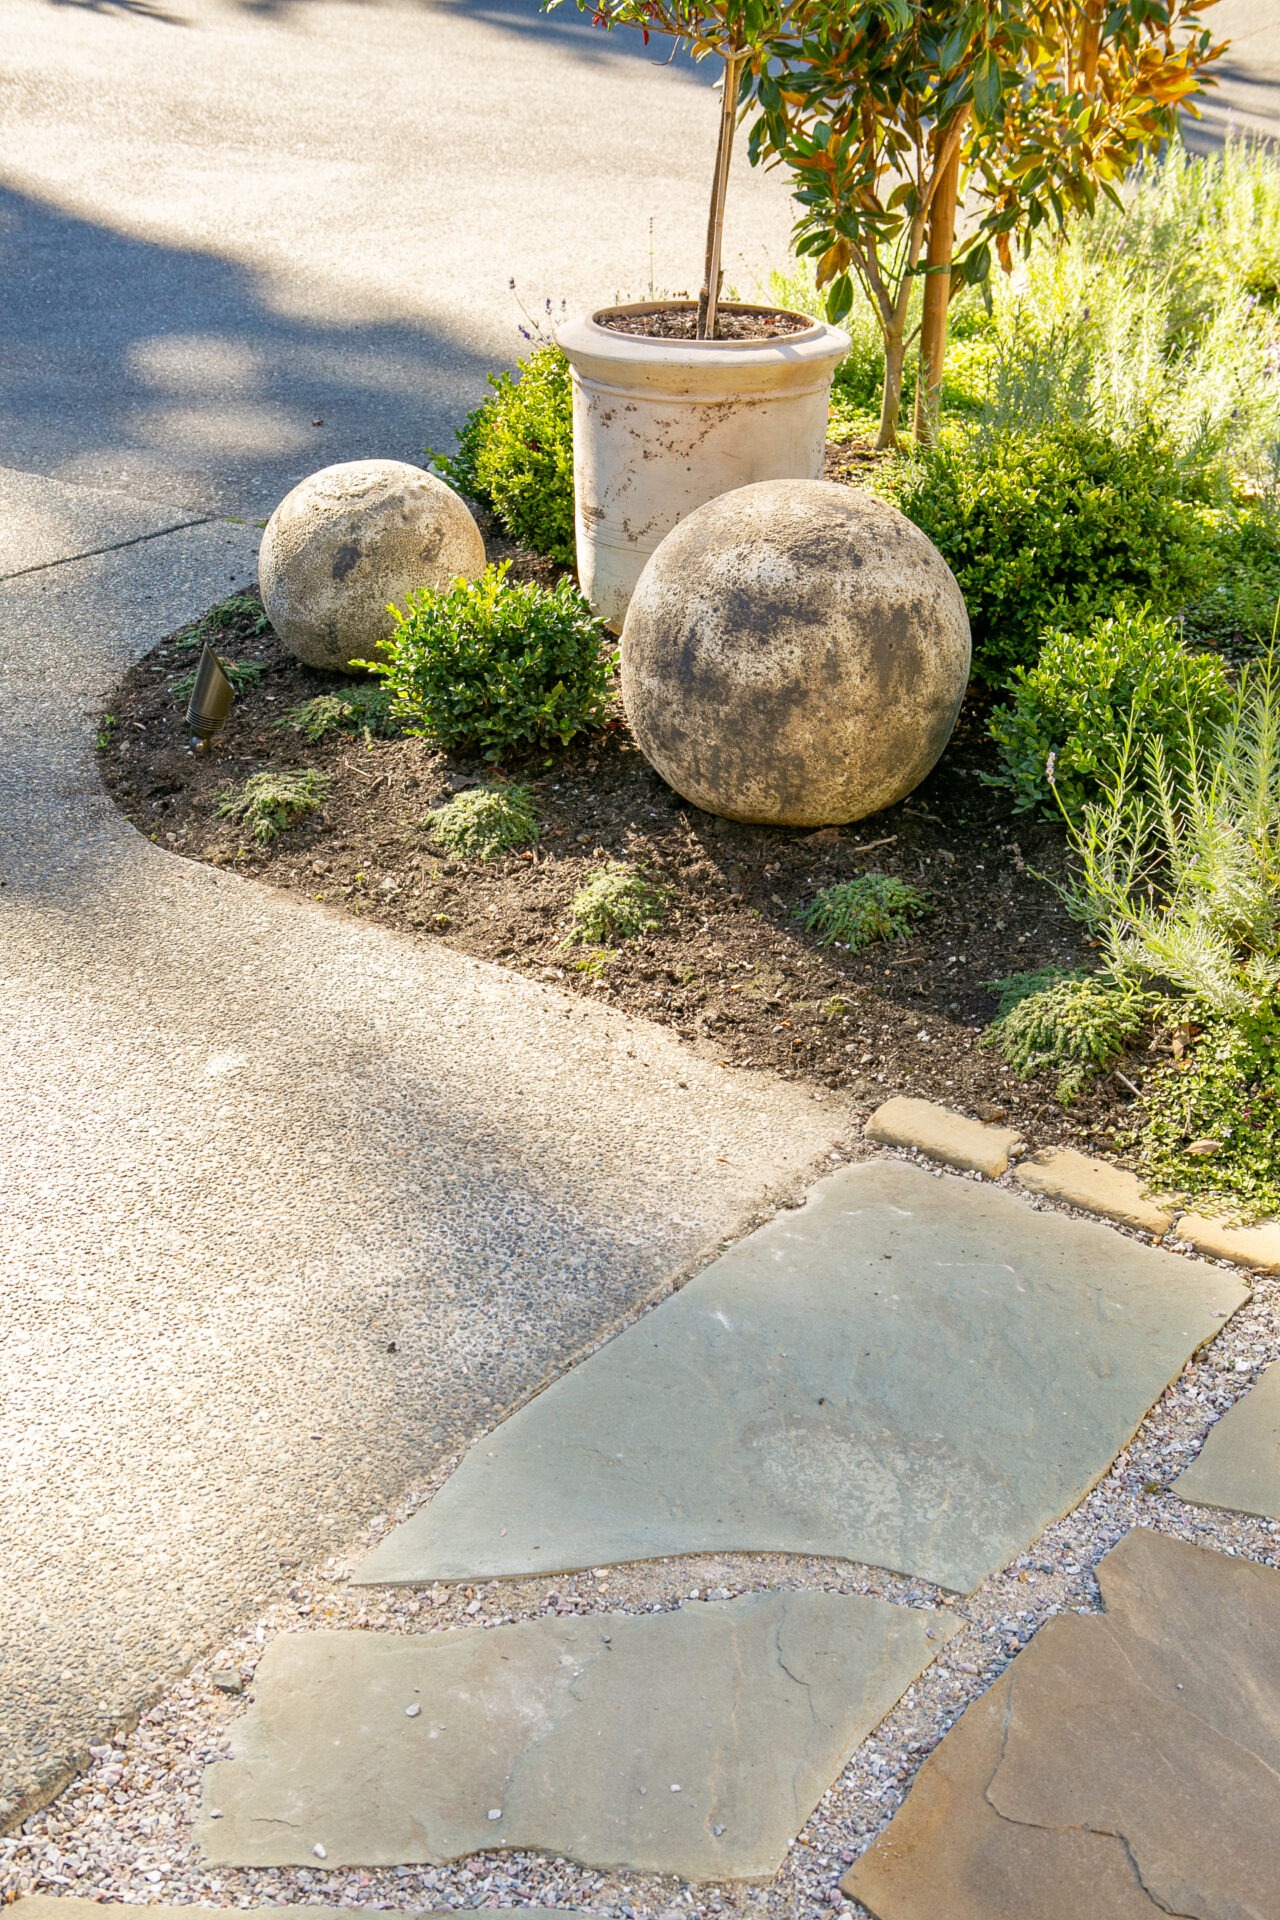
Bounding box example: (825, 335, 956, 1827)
(3, 1150, 1276, 1919)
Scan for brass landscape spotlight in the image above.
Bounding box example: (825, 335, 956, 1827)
(186, 642, 235, 751)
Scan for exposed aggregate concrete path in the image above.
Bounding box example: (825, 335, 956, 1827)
(0, 465, 844, 1828)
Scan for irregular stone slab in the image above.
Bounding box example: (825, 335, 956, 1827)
(198, 1590, 953, 1882)
(865, 1096, 1022, 1177)
(843, 1668, 1162, 1918)
(844, 1529, 1280, 1919)
(1014, 1147, 1174, 1234)
(1175, 1362, 1280, 1519)
(13, 1906, 584, 1920)
(1177, 1210, 1280, 1271)
(356, 1161, 1243, 1595)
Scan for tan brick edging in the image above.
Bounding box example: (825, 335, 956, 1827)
(863, 1098, 1280, 1271)
(864, 1096, 1024, 1178)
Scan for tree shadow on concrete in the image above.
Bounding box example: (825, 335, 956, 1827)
(0, 184, 501, 515)
(1182, 62, 1280, 153)
(437, 0, 706, 72)
(48, 0, 187, 18)
(45, 0, 709, 75)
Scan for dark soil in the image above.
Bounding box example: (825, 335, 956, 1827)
(598, 304, 812, 341)
(96, 498, 1145, 1155)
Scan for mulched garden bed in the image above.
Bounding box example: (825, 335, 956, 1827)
(97, 498, 1143, 1154)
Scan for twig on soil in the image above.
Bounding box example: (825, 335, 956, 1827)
(340, 759, 386, 790)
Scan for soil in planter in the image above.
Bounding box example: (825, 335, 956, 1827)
(598, 304, 812, 342)
(97, 510, 1144, 1155)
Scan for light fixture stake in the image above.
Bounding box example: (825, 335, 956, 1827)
(186, 641, 235, 752)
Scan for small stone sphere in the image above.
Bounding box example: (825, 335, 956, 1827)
(620, 478, 971, 826)
(259, 460, 485, 672)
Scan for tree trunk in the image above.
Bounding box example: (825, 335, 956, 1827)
(877, 323, 908, 449)
(913, 133, 962, 447)
(697, 50, 744, 341)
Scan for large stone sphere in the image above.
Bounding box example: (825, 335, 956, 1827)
(620, 479, 971, 826)
(259, 460, 485, 672)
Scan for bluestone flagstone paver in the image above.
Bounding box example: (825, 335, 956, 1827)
(198, 1590, 955, 1882)
(848, 1660, 1162, 1920)
(355, 1161, 1245, 1595)
(844, 1528, 1280, 1919)
(1175, 1362, 1280, 1519)
(0, 465, 841, 1827)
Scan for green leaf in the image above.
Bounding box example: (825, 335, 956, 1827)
(938, 24, 970, 74)
(826, 273, 854, 322)
(972, 48, 1001, 125)
(958, 240, 991, 285)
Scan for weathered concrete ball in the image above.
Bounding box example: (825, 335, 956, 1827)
(259, 460, 485, 672)
(621, 479, 971, 826)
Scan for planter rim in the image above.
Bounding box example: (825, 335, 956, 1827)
(589, 298, 824, 346)
(557, 301, 851, 396)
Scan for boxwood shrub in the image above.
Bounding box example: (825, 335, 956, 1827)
(988, 604, 1234, 819)
(897, 421, 1215, 687)
(363, 563, 614, 760)
(432, 345, 575, 566)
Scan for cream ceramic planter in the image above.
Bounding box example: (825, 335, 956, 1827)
(556, 301, 851, 632)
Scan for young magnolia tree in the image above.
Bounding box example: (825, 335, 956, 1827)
(553, 0, 788, 337)
(750, 0, 1225, 446)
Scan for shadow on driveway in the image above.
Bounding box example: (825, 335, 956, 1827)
(45, 0, 710, 72)
(0, 184, 501, 515)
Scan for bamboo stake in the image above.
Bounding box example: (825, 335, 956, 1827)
(913, 129, 962, 446)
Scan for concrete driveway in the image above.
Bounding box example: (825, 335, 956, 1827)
(0, 0, 797, 512)
(1187, 0, 1280, 152)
